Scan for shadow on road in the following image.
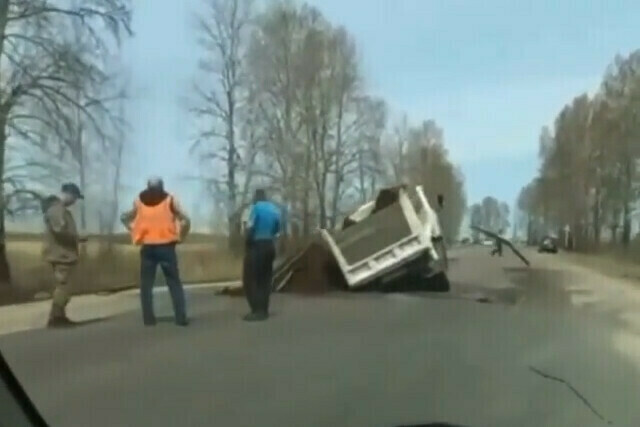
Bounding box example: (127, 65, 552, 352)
(70, 317, 115, 327)
(503, 266, 573, 308)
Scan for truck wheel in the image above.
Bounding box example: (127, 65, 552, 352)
(428, 272, 450, 292)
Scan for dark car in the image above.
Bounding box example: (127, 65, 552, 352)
(538, 236, 558, 253)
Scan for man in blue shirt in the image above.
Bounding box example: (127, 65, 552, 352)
(243, 189, 281, 321)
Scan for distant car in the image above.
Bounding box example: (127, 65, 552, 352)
(481, 239, 494, 246)
(538, 236, 558, 253)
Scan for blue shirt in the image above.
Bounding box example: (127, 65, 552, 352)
(248, 201, 281, 241)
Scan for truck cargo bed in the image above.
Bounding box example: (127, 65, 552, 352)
(321, 185, 441, 288)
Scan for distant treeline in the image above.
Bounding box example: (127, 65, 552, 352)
(518, 49, 640, 250)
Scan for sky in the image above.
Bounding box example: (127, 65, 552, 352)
(119, 0, 640, 228)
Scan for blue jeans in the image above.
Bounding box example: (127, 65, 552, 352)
(139, 243, 187, 325)
(243, 240, 276, 314)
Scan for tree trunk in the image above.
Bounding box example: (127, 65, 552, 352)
(317, 174, 327, 230)
(329, 99, 346, 228)
(0, 0, 7, 55)
(328, 172, 341, 229)
(622, 202, 631, 247)
(572, 221, 583, 251)
(226, 88, 238, 250)
(228, 212, 243, 257)
(302, 190, 310, 236)
(357, 150, 366, 204)
(368, 165, 377, 200)
(78, 145, 87, 229)
(107, 138, 124, 248)
(0, 110, 11, 295)
(593, 187, 601, 246)
(0, 2, 12, 297)
(77, 124, 88, 257)
(301, 146, 312, 236)
(622, 157, 633, 247)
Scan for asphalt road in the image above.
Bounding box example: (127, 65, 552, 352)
(1, 247, 639, 427)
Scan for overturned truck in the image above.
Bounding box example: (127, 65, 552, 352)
(272, 184, 450, 294)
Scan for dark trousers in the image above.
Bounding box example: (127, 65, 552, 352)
(243, 240, 276, 314)
(140, 243, 187, 324)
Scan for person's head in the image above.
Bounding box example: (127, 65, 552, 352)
(147, 176, 164, 192)
(253, 188, 266, 203)
(60, 183, 84, 206)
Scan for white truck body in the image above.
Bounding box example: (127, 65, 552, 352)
(320, 185, 445, 289)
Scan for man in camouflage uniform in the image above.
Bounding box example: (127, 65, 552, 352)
(42, 183, 86, 328)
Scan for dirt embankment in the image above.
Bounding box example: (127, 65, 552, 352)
(278, 242, 348, 294)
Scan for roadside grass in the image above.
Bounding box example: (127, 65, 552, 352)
(6, 234, 242, 300)
(560, 246, 640, 283)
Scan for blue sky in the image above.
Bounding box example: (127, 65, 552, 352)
(121, 0, 640, 223)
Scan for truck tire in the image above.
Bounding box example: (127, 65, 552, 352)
(428, 271, 450, 292)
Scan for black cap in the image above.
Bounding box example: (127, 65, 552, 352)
(61, 183, 84, 199)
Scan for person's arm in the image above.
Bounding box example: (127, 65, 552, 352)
(120, 202, 137, 231)
(45, 205, 77, 245)
(275, 205, 285, 237)
(246, 205, 257, 245)
(272, 212, 281, 237)
(171, 197, 191, 239)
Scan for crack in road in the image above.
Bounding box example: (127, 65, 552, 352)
(529, 366, 612, 425)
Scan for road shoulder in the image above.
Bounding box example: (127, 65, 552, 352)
(531, 250, 640, 373)
(0, 281, 240, 336)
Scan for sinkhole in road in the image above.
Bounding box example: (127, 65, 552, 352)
(502, 267, 573, 307)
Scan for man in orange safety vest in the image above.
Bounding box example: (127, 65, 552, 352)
(121, 177, 191, 326)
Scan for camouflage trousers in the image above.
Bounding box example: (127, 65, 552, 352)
(49, 263, 76, 319)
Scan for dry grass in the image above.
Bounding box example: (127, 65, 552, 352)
(7, 235, 242, 299)
(561, 246, 640, 283)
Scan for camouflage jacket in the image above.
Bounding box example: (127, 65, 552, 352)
(41, 196, 80, 264)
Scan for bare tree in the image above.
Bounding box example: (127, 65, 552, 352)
(386, 114, 410, 184)
(599, 52, 640, 246)
(387, 118, 467, 241)
(0, 0, 131, 291)
(339, 96, 386, 215)
(244, 2, 308, 230)
(245, 3, 380, 232)
(193, 0, 466, 241)
(499, 201, 510, 232)
(96, 70, 128, 243)
(191, 0, 255, 252)
(520, 49, 640, 251)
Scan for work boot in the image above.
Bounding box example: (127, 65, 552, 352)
(243, 312, 268, 322)
(47, 315, 77, 328)
(175, 319, 190, 327)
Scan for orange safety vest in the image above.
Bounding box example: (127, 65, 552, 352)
(131, 196, 180, 245)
